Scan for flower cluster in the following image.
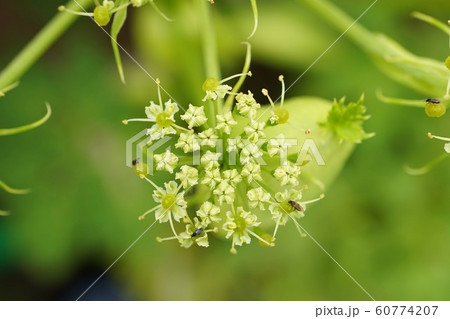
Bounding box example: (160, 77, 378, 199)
(124, 74, 324, 254)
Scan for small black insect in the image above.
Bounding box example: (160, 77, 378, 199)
(132, 159, 139, 166)
(426, 98, 441, 104)
(191, 227, 204, 238)
(288, 200, 303, 212)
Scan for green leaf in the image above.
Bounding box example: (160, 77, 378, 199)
(111, 0, 128, 84)
(320, 95, 374, 143)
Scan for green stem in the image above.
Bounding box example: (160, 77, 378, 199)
(223, 42, 252, 113)
(0, 103, 51, 136)
(0, 0, 94, 89)
(299, 0, 377, 54)
(199, 0, 221, 127)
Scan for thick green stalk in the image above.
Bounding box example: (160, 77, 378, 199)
(0, 0, 94, 89)
(299, 0, 448, 97)
(199, 0, 221, 127)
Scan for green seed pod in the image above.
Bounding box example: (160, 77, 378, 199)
(273, 107, 289, 124)
(445, 56, 450, 71)
(94, 6, 111, 26)
(425, 99, 446, 117)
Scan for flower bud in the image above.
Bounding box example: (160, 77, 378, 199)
(94, 6, 111, 26)
(425, 99, 446, 117)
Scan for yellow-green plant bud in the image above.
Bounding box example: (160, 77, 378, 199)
(94, 6, 111, 26)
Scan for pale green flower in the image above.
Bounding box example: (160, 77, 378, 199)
(213, 181, 235, 205)
(244, 120, 266, 143)
(178, 220, 209, 248)
(223, 207, 261, 253)
(198, 128, 218, 147)
(203, 84, 232, 101)
(145, 100, 179, 140)
(226, 137, 244, 152)
(196, 201, 221, 226)
(222, 169, 242, 186)
(267, 134, 287, 158)
(240, 142, 263, 165)
(269, 111, 279, 124)
(201, 151, 221, 169)
(154, 150, 179, 173)
(152, 181, 187, 223)
(269, 188, 304, 226)
(180, 104, 208, 129)
(175, 165, 198, 189)
(235, 91, 260, 119)
(241, 162, 262, 183)
(273, 162, 301, 186)
(175, 132, 200, 153)
(247, 187, 271, 210)
(216, 111, 237, 134)
(102, 0, 114, 10)
(130, 0, 147, 7)
(201, 168, 222, 189)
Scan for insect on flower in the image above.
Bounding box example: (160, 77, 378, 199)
(288, 200, 303, 212)
(425, 98, 441, 104)
(191, 227, 204, 238)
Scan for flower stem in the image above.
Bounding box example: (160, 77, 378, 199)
(199, 0, 221, 127)
(0, 0, 94, 89)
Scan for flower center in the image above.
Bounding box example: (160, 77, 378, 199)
(274, 107, 289, 124)
(156, 112, 173, 128)
(280, 200, 294, 213)
(202, 77, 219, 92)
(161, 194, 177, 210)
(235, 216, 247, 232)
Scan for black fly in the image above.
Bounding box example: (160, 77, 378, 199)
(191, 227, 204, 238)
(426, 98, 440, 104)
(288, 200, 303, 212)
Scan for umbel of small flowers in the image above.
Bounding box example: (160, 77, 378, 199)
(123, 74, 324, 254)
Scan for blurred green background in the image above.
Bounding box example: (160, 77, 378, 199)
(0, 0, 449, 300)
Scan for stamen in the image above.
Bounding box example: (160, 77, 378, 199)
(138, 205, 161, 220)
(156, 78, 163, 107)
(58, 6, 94, 16)
(262, 88, 275, 108)
(220, 71, 252, 84)
(156, 236, 178, 242)
(272, 216, 282, 238)
(278, 75, 285, 108)
(122, 118, 153, 124)
(247, 229, 275, 247)
(172, 123, 191, 132)
(428, 132, 450, 142)
(302, 193, 325, 205)
(292, 219, 307, 238)
(168, 213, 179, 239)
(230, 240, 237, 254)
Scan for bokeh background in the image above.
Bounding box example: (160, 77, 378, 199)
(0, 0, 449, 300)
